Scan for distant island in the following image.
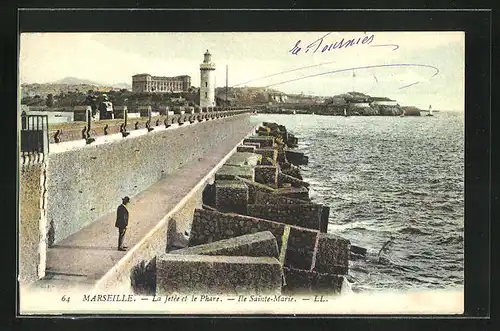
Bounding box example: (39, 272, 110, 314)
(256, 91, 423, 116)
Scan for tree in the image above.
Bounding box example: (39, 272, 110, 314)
(46, 94, 54, 107)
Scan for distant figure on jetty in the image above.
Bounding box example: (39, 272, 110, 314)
(99, 94, 114, 120)
(115, 196, 130, 251)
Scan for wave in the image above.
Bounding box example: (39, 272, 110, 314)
(398, 227, 430, 235)
(438, 235, 464, 245)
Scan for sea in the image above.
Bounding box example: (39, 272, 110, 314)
(252, 112, 464, 293)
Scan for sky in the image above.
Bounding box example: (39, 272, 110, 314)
(19, 32, 464, 110)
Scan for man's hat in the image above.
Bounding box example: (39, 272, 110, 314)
(122, 196, 130, 203)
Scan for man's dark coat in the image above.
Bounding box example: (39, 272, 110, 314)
(115, 204, 129, 228)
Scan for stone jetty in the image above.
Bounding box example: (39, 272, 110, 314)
(135, 122, 355, 296)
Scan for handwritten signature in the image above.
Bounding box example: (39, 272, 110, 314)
(289, 32, 398, 55)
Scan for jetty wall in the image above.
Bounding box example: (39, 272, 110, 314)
(45, 113, 252, 246)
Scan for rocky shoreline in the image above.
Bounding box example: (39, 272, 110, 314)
(257, 105, 422, 116)
(132, 122, 366, 296)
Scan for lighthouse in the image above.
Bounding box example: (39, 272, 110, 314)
(199, 49, 216, 109)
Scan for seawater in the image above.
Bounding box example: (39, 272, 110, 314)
(251, 112, 464, 292)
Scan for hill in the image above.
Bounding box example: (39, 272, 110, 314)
(53, 76, 102, 85)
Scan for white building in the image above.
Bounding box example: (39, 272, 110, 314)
(199, 50, 216, 108)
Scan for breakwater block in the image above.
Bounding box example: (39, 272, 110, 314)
(172, 231, 279, 259)
(156, 254, 282, 295)
(254, 191, 329, 233)
(247, 204, 323, 231)
(215, 165, 255, 181)
(313, 233, 350, 275)
(131, 258, 157, 295)
(284, 226, 319, 270)
(262, 122, 280, 129)
(350, 244, 367, 260)
(350, 244, 367, 256)
(285, 150, 308, 166)
(226, 152, 261, 167)
(256, 126, 271, 135)
(281, 164, 303, 180)
(215, 180, 249, 214)
(276, 147, 287, 163)
(236, 176, 276, 204)
(278, 172, 310, 188)
(273, 187, 309, 201)
(282, 267, 343, 295)
(244, 136, 274, 148)
(255, 165, 278, 186)
(237, 145, 256, 153)
(255, 191, 309, 205)
(189, 209, 286, 249)
(320, 206, 329, 233)
(243, 141, 261, 148)
(254, 148, 278, 165)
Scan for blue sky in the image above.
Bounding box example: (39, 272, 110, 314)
(20, 32, 464, 110)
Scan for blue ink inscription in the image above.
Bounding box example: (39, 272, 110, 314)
(289, 32, 376, 55)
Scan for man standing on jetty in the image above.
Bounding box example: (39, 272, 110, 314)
(115, 196, 130, 251)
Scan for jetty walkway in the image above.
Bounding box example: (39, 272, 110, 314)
(34, 120, 257, 291)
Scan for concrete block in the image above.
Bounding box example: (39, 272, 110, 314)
(243, 142, 261, 148)
(235, 176, 276, 204)
(215, 180, 248, 214)
(225, 152, 261, 167)
(215, 165, 254, 181)
(237, 145, 256, 153)
(255, 165, 278, 186)
(276, 148, 287, 163)
(131, 258, 156, 296)
(172, 231, 279, 259)
(189, 209, 286, 249)
(254, 191, 308, 205)
(156, 254, 282, 295)
(256, 126, 271, 135)
(320, 206, 329, 233)
(313, 233, 350, 275)
(285, 150, 309, 166)
(247, 203, 323, 231)
(278, 172, 310, 188)
(283, 267, 343, 295)
(244, 136, 274, 148)
(273, 187, 309, 201)
(284, 226, 318, 270)
(254, 148, 278, 165)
